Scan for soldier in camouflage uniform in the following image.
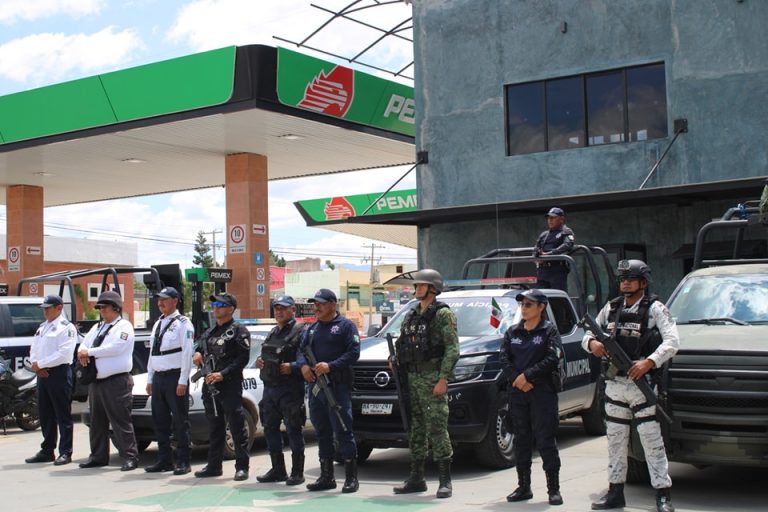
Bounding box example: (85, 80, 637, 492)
(386, 269, 459, 499)
(583, 260, 679, 512)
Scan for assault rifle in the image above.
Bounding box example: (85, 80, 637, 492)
(191, 352, 219, 415)
(581, 313, 672, 424)
(386, 333, 410, 434)
(302, 343, 348, 432)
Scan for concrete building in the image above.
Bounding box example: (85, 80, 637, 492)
(399, 0, 767, 298)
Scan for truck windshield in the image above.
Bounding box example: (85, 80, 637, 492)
(378, 296, 520, 338)
(668, 274, 768, 324)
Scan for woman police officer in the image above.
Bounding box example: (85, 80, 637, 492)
(500, 289, 564, 506)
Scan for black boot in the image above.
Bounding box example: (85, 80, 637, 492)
(306, 458, 336, 491)
(656, 488, 675, 512)
(256, 452, 287, 483)
(436, 459, 452, 499)
(341, 458, 359, 493)
(286, 453, 305, 486)
(393, 458, 427, 494)
(506, 468, 533, 502)
(591, 483, 626, 510)
(546, 470, 563, 506)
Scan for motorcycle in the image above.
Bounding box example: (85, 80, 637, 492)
(0, 350, 40, 432)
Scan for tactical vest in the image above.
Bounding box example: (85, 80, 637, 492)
(260, 322, 303, 386)
(397, 301, 449, 368)
(607, 294, 663, 361)
(204, 323, 239, 372)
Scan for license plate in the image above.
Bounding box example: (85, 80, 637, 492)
(362, 403, 393, 415)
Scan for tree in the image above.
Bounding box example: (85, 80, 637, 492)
(269, 249, 286, 267)
(193, 231, 215, 268)
(325, 259, 335, 270)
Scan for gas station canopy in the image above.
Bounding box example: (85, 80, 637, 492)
(0, 45, 415, 207)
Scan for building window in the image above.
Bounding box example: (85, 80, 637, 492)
(505, 63, 667, 155)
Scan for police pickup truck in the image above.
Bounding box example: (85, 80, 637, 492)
(626, 202, 768, 481)
(351, 247, 616, 468)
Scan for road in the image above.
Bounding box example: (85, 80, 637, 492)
(1, 418, 765, 511)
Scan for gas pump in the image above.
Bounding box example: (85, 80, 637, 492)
(185, 267, 233, 336)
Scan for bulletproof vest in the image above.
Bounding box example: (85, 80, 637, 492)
(607, 294, 662, 360)
(260, 322, 303, 385)
(204, 324, 239, 372)
(397, 301, 449, 366)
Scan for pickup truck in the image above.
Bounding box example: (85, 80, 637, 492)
(351, 247, 616, 468)
(0, 296, 48, 372)
(627, 203, 768, 480)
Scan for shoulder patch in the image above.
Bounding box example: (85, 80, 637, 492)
(186, 331, 193, 339)
(178, 316, 188, 323)
(120, 332, 129, 340)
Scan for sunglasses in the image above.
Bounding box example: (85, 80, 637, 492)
(210, 301, 231, 308)
(518, 301, 539, 309)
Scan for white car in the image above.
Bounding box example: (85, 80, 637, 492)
(130, 321, 275, 459)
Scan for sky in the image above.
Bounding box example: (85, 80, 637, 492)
(0, 0, 417, 269)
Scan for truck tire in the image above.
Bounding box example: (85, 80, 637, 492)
(626, 456, 650, 483)
(224, 407, 256, 460)
(474, 392, 515, 469)
(581, 376, 607, 436)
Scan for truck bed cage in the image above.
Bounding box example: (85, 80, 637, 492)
(693, 200, 768, 269)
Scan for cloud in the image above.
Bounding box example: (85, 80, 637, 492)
(0, 0, 104, 24)
(0, 26, 144, 85)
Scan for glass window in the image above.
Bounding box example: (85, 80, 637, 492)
(668, 274, 768, 324)
(627, 63, 667, 141)
(586, 70, 625, 146)
(547, 77, 585, 150)
(9, 304, 46, 337)
(506, 82, 545, 155)
(548, 297, 578, 334)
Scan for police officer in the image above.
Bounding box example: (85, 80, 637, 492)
(26, 295, 78, 466)
(192, 292, 251, 481)
(297, 288, 360, 493)
(387, 269, 459, 499)
(502, 289, 563, 506)
(583, 260, 679, 512)
(77, 291, 139, 471)
(255, 295, 307, 485)
(534, 207, 575, 292)
(144, 287, 195, 475)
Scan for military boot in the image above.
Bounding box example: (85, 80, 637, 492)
(506, 468, 533, 502)
(306, 458, 336, 491)
(655, 488, 675, 512)
(435, 459, 452, 499)
(256, 452, 287, 483)
(546, 470, 563, 506)
(591, 483, 626, 510)
(285, 453, 305, 486)
(341, 458, 359, 493)
(393, 458, 427, 494)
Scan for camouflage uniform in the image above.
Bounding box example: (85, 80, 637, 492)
(582, 294, 679, 489)
(399, 303, 459, 461)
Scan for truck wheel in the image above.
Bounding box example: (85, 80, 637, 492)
(356, 442, 374, 464)
(626, 456, 650, 483)
(581, 376, 607, 436)
(474, 392, 515, 469)
(223, 407, 256, 460)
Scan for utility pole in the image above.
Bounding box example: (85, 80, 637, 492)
(201, 229, 223, 266)
(361, 243, 384, 334)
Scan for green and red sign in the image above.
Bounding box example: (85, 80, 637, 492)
(295, 189, 417, 224)
(277, 47, 415, 137)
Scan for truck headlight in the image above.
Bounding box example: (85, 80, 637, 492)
(451, 355, 490, 383)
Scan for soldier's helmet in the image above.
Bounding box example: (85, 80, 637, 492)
(617, 259, 651, 282)
(384, 268, 444, 294)
(95, 290, 123, 310)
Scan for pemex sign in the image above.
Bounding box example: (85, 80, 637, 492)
(295, 189, 417, 224)
(276, 47, 415, 137)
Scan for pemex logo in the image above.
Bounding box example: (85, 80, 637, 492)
(298, 65, 354, 117)
(324, 196, 355, 221)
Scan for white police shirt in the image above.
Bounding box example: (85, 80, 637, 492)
(82, 318, 135, 379)
(30, 314, 78, 369)
(147, 311, 195, 385)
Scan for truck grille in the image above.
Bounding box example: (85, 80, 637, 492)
(353, 363, 397, 392)
(132, 395, 149, 409)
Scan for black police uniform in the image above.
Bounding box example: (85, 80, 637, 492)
(259, 319, 306, 459)
(197, 319, 251, 473)
(535, 225, 575, 292)
(501, 318, 562, 474)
